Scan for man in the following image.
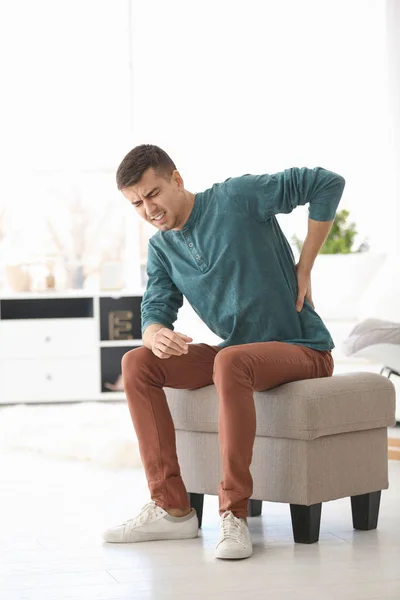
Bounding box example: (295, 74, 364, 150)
(103, 144, 345, 560)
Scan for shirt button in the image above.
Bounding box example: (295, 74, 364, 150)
(195, 255, 199, 260)
(189, 243, 193, 247)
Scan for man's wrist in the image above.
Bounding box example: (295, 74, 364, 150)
(296, 260, 313, 274)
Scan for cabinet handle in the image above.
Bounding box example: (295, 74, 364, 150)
(45, 374, 52, 381)
(45, 336, 51, 343)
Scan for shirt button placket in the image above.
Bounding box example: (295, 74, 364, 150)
(185, 234, 200, 263)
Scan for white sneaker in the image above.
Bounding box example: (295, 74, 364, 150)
(215, 511, 253, 560)
(103, 501, 199, 543)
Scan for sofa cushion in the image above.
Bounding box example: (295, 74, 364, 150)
(165, 372, 396, 441)
(342, 318, 400, 356)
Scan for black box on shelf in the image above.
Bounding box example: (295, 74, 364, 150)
(100, 345, 141, 393)
(1, 297, 94, 320)
(99, 296, 142, 341)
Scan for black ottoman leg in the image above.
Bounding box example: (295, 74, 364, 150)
(351, 491, 381, 530)
(248, 499, 263, 517)
(290, 503, 322, 544)
(188, 492, 204, 528)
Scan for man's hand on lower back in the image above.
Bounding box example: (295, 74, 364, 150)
(295, 264, 315, 312)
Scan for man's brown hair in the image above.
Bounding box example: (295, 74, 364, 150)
(116, 144, 177, 190)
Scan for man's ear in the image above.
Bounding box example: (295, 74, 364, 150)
(172, 169, 184, 190)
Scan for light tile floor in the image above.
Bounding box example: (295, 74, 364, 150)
(0, 449, 399, 600)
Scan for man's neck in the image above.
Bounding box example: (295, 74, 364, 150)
(174, 191, 195, 231)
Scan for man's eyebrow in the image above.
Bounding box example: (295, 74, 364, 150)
(143, 187, 159, 199)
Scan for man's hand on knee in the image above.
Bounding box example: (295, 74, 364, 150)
(151, 328, 193, 359)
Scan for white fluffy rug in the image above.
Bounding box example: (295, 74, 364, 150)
(0, 402, 142, 469)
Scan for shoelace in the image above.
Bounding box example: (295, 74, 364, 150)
(124, 501, 160, 531)
(220, 511, 244, 541)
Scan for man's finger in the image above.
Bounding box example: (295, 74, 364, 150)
(296, 294, 304, 312)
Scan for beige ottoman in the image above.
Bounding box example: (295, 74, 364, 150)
(165, 372, 396, 543)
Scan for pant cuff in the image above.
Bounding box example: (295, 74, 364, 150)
(150, 475, 190, 509)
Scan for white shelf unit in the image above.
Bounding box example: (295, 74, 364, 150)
(0, 290, 144, 404)
(99, 339, 142, 348)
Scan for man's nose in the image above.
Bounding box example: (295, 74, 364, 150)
(144, 199, 156, 217)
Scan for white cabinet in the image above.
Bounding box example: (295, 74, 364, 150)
(0, 291, 143, 404)
(0, 319, 97, 359)
(0, 357, 98, 403)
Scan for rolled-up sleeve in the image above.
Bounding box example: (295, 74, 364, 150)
(141, 242, 183, 335)
(228, 167, 346, 223)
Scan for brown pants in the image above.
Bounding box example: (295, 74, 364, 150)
(122, 341, 334, 518)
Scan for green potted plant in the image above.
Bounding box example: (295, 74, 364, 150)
(292, 209, 369, 256)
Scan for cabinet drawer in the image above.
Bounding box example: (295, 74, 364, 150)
(0, 357, 99, 403)
(0, 319, 96, 359)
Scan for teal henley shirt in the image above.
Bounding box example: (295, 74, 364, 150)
(140, 167, 346, 351)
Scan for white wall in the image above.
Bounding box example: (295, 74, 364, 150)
(0, 0, 131, 172)
(128, 0, 394, 253)
(0, 1, 396, 291)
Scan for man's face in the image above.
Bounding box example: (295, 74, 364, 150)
(122, 167, 185, 231)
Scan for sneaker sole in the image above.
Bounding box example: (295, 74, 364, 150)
(104, 529, 199, 543)
(215, 547, 253, 560)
